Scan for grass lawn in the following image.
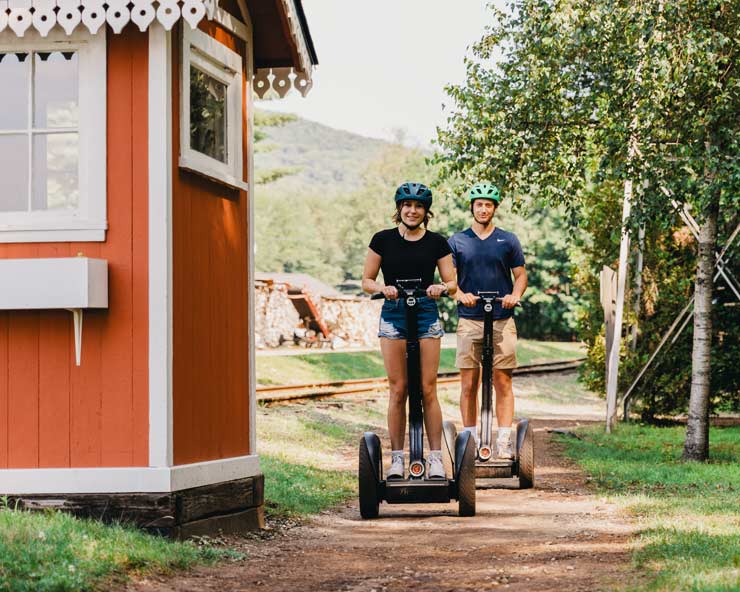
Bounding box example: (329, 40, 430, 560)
(257, 399, 385, 517)
(556, 424, 740, 592)
(0, 501, 241, 591)
(256, 339, 584, 385)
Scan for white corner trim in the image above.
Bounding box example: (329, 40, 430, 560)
(0, 455, 261, 494)
(245, 18, 257, 455)
(148, 24, 174, 469)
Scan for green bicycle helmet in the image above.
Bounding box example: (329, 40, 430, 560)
(395, 182, 433, 209)
(468, 183, 501, 204)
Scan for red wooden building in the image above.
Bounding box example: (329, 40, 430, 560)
(0, 0, 316, 535)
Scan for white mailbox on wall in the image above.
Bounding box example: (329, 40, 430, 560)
(0, 258, 109, 365)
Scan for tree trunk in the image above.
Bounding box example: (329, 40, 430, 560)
(682, 194, 719, 461)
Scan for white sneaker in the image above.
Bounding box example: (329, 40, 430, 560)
(496, 437, 514, 459)
(388, 452, 404, 479)
(426, 453, 446, 479)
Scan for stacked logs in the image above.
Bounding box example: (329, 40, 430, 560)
(254, 280, 300, 348)
(254, 280, 382, 349)
(317, 296, 382, 348)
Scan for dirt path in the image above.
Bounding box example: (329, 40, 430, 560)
(127, 418, 642, 592)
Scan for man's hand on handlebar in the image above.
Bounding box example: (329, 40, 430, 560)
(382, 285, 399, 300)
(500, 294, 521, 309)
(457, 292, 479, 307)
(426, 283, 447, 300)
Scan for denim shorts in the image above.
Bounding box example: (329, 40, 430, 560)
(378, 297, 444, 340)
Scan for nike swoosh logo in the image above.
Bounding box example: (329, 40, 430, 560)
(496, 239, 505, 242)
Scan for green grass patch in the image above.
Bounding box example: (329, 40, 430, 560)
(256, 396, 388, 517)
(260, 455, 355, 517)
(556, 424, 740, 592)
(0, 504, 239, 592)
(256, 339, 584, 385)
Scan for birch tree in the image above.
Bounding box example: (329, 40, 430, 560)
(436, 0, 740, 459)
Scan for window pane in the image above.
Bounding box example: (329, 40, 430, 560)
(190, 65, 227, 163)
(32, 133, 79, 211)
(34, 51, 79, 129)
(0, 53, 30, 130)
(0, 135, 29, 212)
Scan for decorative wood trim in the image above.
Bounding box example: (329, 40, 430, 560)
(212, 6, 247, 41)
(0, 0, 209, 37)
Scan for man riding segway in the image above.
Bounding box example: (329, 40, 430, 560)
(448, 183, 528, 459)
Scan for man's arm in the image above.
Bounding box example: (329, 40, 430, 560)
(502, 266, 527, 308)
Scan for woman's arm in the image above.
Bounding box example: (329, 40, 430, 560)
(427, 253, 458, 299)
(362, 248, 398, 299)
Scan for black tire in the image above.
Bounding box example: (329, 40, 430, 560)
(518, 422, 535, 489)
(359, 437, 380, 519)
(457, 434, 476, 517)
(442, 420, 457, 480)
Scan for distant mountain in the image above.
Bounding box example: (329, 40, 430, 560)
(254, 110, 391, 193)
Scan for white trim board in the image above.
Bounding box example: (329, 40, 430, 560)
(148, 24, 174, 469)
(244, 13, 257, 455)
(0, 455, 260, 494)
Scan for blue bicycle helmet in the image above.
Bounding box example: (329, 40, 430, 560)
(394, 182, 433, 209)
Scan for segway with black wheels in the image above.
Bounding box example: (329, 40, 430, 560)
(359, 279, 476, 519)
(444, 291, 534, 489)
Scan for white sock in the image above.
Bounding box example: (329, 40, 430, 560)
(391, 450, 404, 461)
(463, 426, 478, 441)
(497, 427, 512, 442)
(428, 450, 442, 460)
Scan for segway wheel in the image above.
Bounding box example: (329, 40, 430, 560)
(456, 434, 476, 517)
(442, 420, 457, 479)
(518, 421, 535, 489)
(359, 437, 380, 519)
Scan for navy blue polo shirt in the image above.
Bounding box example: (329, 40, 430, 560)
(448, 227, 525, 320)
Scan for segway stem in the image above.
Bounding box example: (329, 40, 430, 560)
(477, 292, 499, 451)
(373, 280, 448, 478)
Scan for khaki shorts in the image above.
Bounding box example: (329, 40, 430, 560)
(455, 317, 518, 370)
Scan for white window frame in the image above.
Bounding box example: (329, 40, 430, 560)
(179, 26, 246, 191)
(0, 28, 107, 243)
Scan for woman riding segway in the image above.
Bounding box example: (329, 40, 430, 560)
(361, 182, 457, 480)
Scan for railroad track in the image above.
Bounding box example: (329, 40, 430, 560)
(256, 358, 585, 405)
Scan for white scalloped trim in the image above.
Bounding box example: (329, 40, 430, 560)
(0, 0, 206, 36)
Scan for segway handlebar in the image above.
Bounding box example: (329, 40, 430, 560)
(370, 289, 449, 300)
(475, 291, 522, 307)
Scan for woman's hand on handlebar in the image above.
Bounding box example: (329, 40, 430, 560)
(426, 283, 447, 300)
(457, 292, 479, 307)
(382, 285, 399, 300)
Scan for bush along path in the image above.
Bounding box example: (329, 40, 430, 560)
(126, 373, 646, 592)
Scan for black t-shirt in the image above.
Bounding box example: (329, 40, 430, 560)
(368, 228, 452, 289)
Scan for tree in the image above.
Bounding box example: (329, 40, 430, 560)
(436, 0, 740, 459)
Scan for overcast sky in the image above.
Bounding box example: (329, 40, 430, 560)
(258, 1, 495, 147)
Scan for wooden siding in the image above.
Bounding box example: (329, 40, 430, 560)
(0, 28, 149, 469)
(172, 21, 251, 465)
